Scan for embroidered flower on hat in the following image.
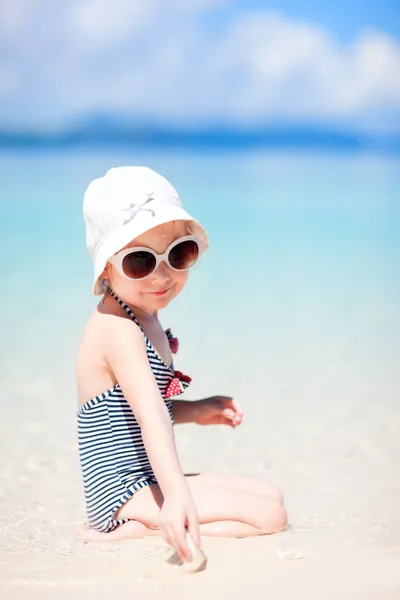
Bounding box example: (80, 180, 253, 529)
(121, 194, 156, 226)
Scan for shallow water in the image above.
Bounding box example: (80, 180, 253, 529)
(2, 149, 399, 404)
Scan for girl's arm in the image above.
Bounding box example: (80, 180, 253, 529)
(170, 399, 198, 424)
(171, 397, 244, 427)
(102, 314, 199, 559)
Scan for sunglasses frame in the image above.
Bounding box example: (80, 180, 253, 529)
(108, 235, 201, 281)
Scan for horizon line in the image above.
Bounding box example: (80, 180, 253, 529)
(0, 123, 399, 154)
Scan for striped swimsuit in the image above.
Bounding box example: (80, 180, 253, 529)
(77, 291, 191, 532)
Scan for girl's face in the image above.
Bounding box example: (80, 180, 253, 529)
(102, 220, 190, 313)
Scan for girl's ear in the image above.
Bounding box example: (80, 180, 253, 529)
(100, 265, 111, 299)
(100, 265, 111, 295)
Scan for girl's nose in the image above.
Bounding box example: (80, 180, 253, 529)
(150, 260, 171, 285)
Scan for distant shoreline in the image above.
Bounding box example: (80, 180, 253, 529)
(1, 124, 399, 154)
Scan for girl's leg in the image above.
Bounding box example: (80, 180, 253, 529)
(78, 474, 287, 541)
(77, 520, 158, 541)
(114, 477, 287, 538)
(186, 472, 284, 501)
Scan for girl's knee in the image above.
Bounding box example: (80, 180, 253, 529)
(271, 504, 288, 533)
(268, 484, 285, 502)
(258, 499, 288, 534)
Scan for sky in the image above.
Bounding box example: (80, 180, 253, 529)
(0, 0, 399, 133)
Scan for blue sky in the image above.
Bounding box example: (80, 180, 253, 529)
(231, 1, 400, 41)
(0, 1, 399, 133)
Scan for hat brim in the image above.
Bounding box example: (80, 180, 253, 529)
(93, 205, 208, 295)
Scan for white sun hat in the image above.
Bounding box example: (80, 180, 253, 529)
(83, 166, 209, 295)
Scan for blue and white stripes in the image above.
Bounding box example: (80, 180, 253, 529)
(77, 291, 183, 532)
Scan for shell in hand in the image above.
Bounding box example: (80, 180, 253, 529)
(167, 532, 207, 573)
(181, 532, 207, 572)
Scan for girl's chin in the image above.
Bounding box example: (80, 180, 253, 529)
(150, 294, 174, 307)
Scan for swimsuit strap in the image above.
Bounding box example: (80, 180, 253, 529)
(107, 289, 145, 335)
(107, 287, 173, 371)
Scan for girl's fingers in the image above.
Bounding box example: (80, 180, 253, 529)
(232, 399, 243, 414)
(222, 408, 236, 420)
(220, 397, 243, 415)
(165, 526, 186, 561)
(222, 408, 242, 426)
(161, 524, 174, 551)
(187, 513, 201, 548)
(174, 523, 191, 561)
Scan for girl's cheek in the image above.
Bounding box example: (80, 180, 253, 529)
(178, 271, 190, 287)
(108, 274, 141, 302)
(174, 276, 188, 295)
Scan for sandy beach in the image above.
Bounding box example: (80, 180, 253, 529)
(1, 353, 399, 600)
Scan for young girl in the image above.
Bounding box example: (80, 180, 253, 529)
(77, 166, 287, 563)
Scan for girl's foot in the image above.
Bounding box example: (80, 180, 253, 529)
(77, 520, 155, 541)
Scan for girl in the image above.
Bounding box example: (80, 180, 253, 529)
(77, 166, 287, 563)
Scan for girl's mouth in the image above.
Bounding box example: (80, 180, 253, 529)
(148, 287, 171, 297)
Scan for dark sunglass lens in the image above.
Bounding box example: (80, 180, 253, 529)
(122, 251, 156, 279)
(169, 240, 199, 270)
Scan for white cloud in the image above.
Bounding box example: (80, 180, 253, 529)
(0, 65, 19, 98)
(70, 1, 158, 46)
(0, 0, 37, 38)
(0, 2, 399, 131)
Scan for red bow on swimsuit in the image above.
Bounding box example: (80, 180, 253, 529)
(164, 329, 192, 399)
(165, 370, 192, 399)
(165, 328, 179, 354)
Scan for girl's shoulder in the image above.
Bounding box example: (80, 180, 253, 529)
(79, 299, 144, 356)
(76, 300, 146, 406)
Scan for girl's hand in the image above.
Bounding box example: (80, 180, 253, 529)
(193, 396, 244, 428)
(158, 486, 201, 562)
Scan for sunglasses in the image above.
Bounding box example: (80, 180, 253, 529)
(108, 236, 201, 281)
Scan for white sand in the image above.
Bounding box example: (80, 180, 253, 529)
(1, 378, 399, 600)
(2, 289, 400, 599)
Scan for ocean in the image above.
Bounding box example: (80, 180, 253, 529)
(2, 148, 399, 407)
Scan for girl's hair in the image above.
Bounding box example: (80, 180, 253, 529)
(185, 220, 209, 247)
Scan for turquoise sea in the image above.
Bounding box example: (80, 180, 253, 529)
(1, 148, 399, 433)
